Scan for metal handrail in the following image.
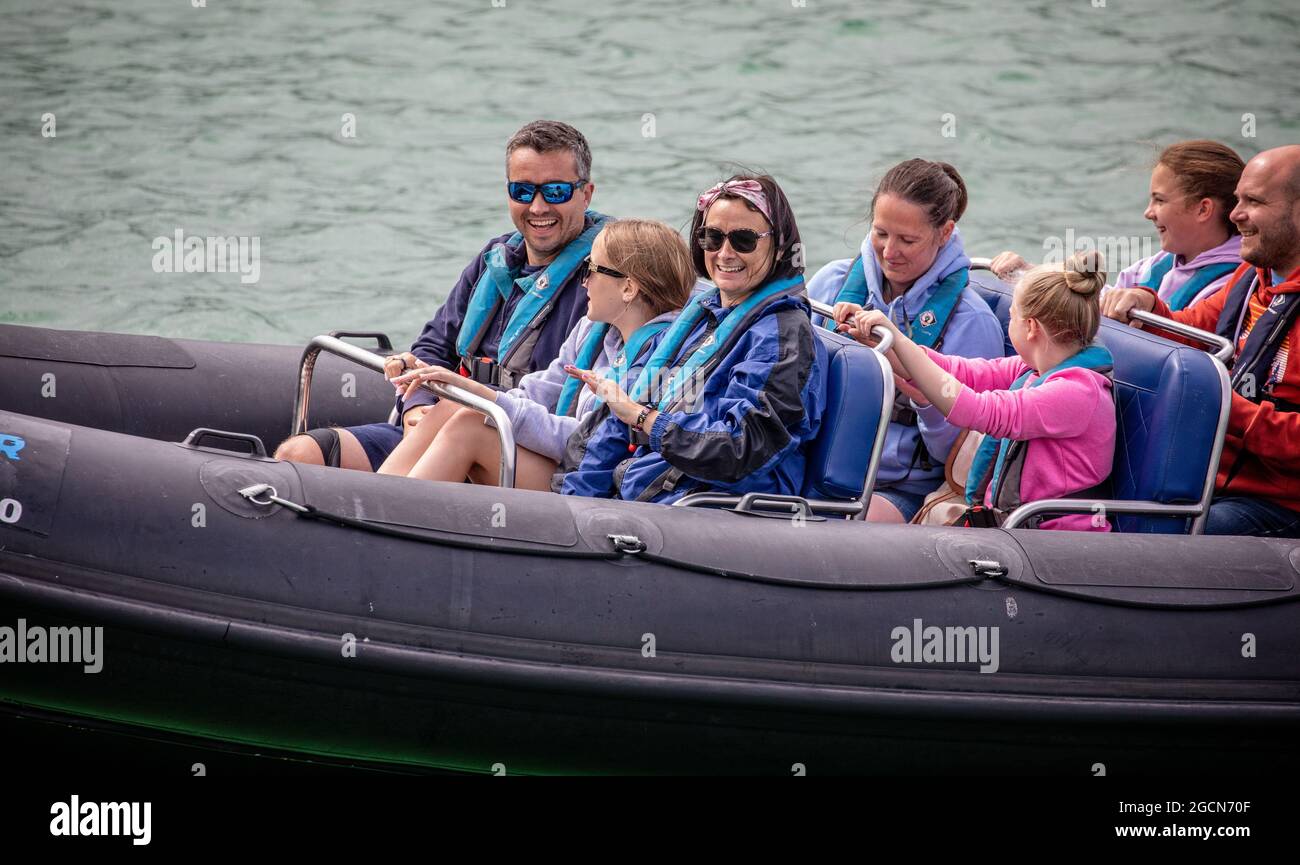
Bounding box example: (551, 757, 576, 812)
(291, 334, 517, 488)
(670, 492, 865, 517)
(1126, 309, 1235, 364)
(1002, 499, 1204, 531)
(855, 346, 895, 520)
(807, 298, 895, 355)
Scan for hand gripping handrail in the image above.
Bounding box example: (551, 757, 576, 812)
(291, 335, 517, 488)
(806, 297, 895, 355)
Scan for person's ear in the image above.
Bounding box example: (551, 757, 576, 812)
(1194, 196, 1215, 224)
(621, 279, 639, 304)
(938, 219, 955, 247)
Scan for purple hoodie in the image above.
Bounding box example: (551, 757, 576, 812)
(1111, 235, 1243, 308)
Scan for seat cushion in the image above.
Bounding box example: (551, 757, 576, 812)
(802, 330, 887, 501)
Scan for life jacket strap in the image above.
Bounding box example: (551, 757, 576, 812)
(459, 356, 500, 386)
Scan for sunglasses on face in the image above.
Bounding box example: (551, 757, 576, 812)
(695, 226, 774, 254)
(582, 255, 626, 280)
(507, 179, 588, 205)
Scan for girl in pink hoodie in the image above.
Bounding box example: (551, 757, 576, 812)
(843, 250, 1116, 531)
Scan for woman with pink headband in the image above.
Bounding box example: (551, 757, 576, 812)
(559, 173, 828, 504)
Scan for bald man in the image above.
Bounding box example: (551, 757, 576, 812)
(1102, 145, 1300, 536)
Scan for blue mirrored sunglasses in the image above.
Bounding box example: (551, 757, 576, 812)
(507, 180, 588, 205)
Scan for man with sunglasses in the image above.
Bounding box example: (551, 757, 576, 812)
(275, 119, 606, 472)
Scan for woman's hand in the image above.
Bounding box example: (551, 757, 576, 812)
(569, 365, 632, 413)
(567, 365, 653, 428)
(390, 364, 496, 403)
(830, 301, 863, 333)
(383, 352, 424, 393)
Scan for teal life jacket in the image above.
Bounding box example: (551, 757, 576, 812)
(963, 343, 1115, 524)
(1136, 252, 1176, 293)
(820, 255, 968, 349)
(1139, 253, 1239, 312)
(627, 274, 806, 412)
(456, 211, 610, 388)
(555, 318, 672, 417)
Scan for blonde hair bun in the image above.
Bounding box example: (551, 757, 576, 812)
(1063, 249, 1106, 297)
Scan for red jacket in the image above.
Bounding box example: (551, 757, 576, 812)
(1142, 263, 1300, 514)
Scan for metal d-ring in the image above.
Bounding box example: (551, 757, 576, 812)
(236, 482, 310, 513)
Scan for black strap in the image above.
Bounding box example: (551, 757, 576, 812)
(956, 505, 1001, 528)
(1234, 292, 1300, 400)
(305, 428, 342, 468)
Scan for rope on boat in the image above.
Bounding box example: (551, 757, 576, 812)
(236, 483, 988, 591)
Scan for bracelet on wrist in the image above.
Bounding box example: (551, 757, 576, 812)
(632, 404, 653, 432)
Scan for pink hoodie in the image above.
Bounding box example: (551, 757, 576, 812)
(925, 348, 1116, 532)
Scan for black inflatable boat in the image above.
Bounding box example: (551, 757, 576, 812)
(1, 282, 1298, 775)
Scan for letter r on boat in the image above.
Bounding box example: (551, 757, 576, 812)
(0, 435, 25, 461)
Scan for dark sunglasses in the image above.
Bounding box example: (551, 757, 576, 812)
(695, 226, 774, 254)
(507, 179, 588, 205)
(583, 255, 625, 280)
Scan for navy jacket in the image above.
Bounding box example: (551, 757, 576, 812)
(559, 291, 826, 503)
(399, 226, 593, 414)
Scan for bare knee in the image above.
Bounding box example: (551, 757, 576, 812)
(275, 434, 324, 465)
(866, 494, 907, 523)
(434, 406, 485, 439)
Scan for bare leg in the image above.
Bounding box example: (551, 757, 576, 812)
(274, 428, 372, 471)
(866, 494, 908, 523)
(377, 400, 461, 476)
(408, 407, 558, 491)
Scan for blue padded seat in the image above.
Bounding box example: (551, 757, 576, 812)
(802, 328, 889, 502)
(967, 278, 1224, 533)
(969, 270, 1016, 356)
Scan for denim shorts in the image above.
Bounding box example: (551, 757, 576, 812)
(872, 486, 928, 523)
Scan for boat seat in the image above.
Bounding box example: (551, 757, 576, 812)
(968, 269, 1016, 356)
(674, 327, 894, 518)
(802, 328, 892, 503)
(970, 279, 1229, 534)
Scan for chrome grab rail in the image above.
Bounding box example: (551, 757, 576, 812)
(291, 335, 517, 488)
(1002, 500, 1204, 531)
(671, 492, 864, 517)
(807, 298, 895, 355)
(1126, 309, 1235, 364)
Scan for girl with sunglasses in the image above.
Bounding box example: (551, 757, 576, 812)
(387, 219, 693, 489)
(810, 158, 1004, 523)
(559, 174, 827, 504)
